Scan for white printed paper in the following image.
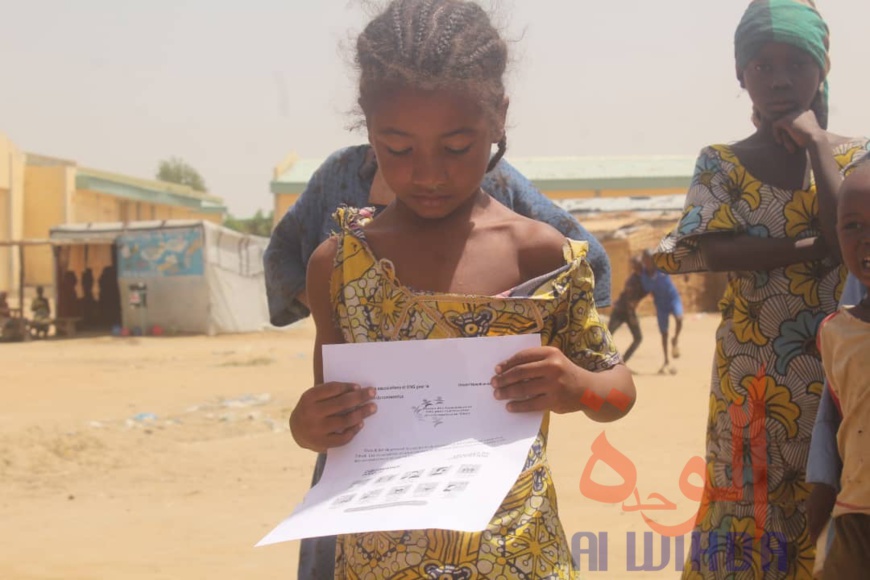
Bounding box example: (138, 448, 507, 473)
(257, 334, 543, 546)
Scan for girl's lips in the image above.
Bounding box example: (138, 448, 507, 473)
(767, 101, 798, 114)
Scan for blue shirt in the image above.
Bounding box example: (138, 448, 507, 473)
(264, 145, 612, 327)
(806, 274, 867, 489)
(640, 269, 681, 306)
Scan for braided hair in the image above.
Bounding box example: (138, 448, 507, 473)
(356, 0, 509, 171)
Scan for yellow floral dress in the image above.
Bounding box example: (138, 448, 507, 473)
(330, 207, 620, 580)
(655, 140, 870, 580)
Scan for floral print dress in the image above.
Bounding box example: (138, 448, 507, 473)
(329, 207, 621, 580)
(654, 140, 870, 579)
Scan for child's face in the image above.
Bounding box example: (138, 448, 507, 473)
(838, 169, 870, 289)
(741, 42, 822, 124)
(366, 87, 503, 220)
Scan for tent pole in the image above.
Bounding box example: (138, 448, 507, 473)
(18, 244, 24, 310)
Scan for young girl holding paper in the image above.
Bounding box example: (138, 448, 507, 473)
(289, 1, 636, 578)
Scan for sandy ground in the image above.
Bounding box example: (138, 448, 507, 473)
(0, 313, 719, 580)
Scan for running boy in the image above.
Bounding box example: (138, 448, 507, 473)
(641, 248, 683, 374)
(608, 256, 648, 364)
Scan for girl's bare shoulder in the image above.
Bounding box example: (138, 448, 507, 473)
(504, 214, 570, 276)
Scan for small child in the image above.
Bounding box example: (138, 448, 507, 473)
(817, 161, 870, 578)
(30, 286, 51, 339)
(289, 1, 636, 578)
(608, 256, 648, 363)
(641, 249, 683, 374)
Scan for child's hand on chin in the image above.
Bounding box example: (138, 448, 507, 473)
(490, 346, 584, 414)
(290, 383, 377, 453)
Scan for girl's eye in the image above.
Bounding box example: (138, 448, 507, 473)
(386, 147, 412, 157)
(445, 144, 473, 155)
(842, 221, 865, 232)
(754, 63, 772, 73)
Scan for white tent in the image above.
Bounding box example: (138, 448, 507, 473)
(50, 220, 270, 335)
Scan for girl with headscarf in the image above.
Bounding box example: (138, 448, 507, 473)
(654, 1, 869, 578)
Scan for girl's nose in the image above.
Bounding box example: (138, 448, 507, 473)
(412, 156, 448, 190)
(771, 68, 793, 90)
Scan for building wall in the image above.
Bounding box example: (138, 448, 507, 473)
(0, 135, 26, 296)
(23, 165, 74, 286)
(273, 193, 300, 228)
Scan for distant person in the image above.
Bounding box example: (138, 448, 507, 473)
(98, 266, 120, 326)
(30, 286, 51, 339)
(653, 1, 869, 575)
(640, 249, 683, 374)
(607, 256, 648, 364)
(80, 268, 98, 328)
(0, 291, 13, 340)
(58, 271, 80, 319)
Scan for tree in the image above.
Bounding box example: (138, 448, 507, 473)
(223, 209, 274, 237)
(156, 156, 208, 192)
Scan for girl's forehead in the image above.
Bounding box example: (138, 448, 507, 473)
(368, 87, 491, 129)
(752, 41, 813, 60)
(841, 169, 870, 211)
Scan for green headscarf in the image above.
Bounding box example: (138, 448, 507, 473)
(734, 0, 830, 128)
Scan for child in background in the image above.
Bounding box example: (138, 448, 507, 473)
(289, 1, 636, 578)
(816, 160, 870, 578)
(641, 249, 683, 374)
(30, 286, 51, 339)
(608, 256, 648, 364)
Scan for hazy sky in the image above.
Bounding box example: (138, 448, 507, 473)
(2, 1, 869, 216)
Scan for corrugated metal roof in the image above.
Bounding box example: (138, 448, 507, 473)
(510, 155, 695, 181)
(560, 194, 687, 214)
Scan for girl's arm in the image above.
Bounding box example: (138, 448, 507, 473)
(492, 349, 636, 422)
(698, 232, 827, 272)
(806, 134, 842, 260)
(288, 237, 377, 453)
(772, 111, 843, 260)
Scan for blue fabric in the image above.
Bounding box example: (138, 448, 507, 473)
(807, 275, 867, 488)
(264, 145, 612, 328)
(640, 269, 683, 334)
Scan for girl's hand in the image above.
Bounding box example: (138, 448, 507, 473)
(290, 382, 377, 453)
(490, 346, 585, 414)
(772, 110, 825, 154)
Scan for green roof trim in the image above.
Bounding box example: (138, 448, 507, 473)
(76, 173, 223, 211)
(270, 153, 696, 195)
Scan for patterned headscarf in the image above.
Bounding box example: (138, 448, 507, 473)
(735, 0, 830, 128)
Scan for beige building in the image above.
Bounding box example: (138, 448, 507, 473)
(0, 132, 225, 296)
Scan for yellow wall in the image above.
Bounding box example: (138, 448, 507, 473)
(0, 134, 26, 295)
(273, 193, 300, 228)
(72, 189, 123, 223)
(74, 189, 222, 226)
(23, 165, 74, 286)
